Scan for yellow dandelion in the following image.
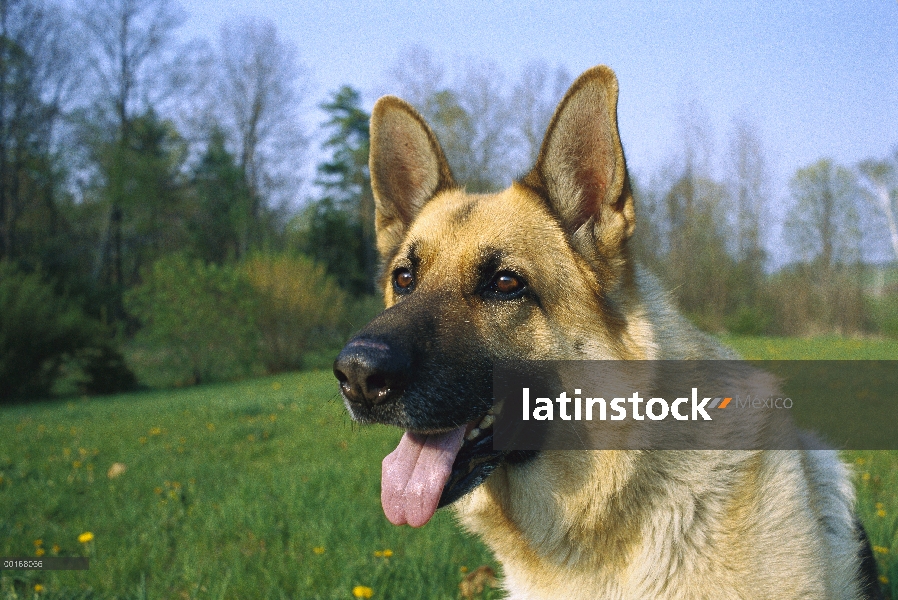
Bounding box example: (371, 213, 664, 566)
(269, 414, 277, 422)
(382, 549, 393, 557)
(52, 544, 60, 554)
(855, 457, 865, 465)
(272, 382, 282, 391)
(72, 461, 82, 469)
(35, 548, 45, 557)
(138, 437, 147, 444)
(875, 502, 884, 510)
(880, 575, 889, 585)
(877, 508, 887, 518)
(460, 566, 468, 573)
(34, 539, 43, 547)
(313, 546, 325, 555)
(77, 532, 94, 544)
(247, 434, 256, 442)
(873, 545, 889, 554)
(862, 473, 870, 482)
(352, 585, 373, 598)
(62, 448, 71, 457)
(34, 584, 44, 592)
(149, 427, 162, 436)
(206, 423, 215, 431)
(373, 550, 382, 557)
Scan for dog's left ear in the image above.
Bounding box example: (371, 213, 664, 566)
(522, 66, 635, 266)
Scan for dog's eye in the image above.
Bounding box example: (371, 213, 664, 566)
(393, 268, 415, 293)
(487, 271, 527, 298)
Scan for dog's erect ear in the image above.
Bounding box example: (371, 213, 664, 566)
(369, 96, 456, 259)
(522, 66, 635, 264)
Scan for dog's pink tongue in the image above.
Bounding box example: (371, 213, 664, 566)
(381, 427, 466, 527)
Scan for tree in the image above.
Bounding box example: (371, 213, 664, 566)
(423, 89, 478, 187)
(782, 159, 865, 334)
(784, 159, 861, 268)
(724, 116, 770, 318)
(76, 0, 184, 322)
(384, 44, 446, 113)
(641, 96, 740, 330)
(292, 198, 366, 295)
(76, 0, 183, 132)
(450, 59, 516, 191)
(726, 116, 768, 267)
(91, 109, 189, 299)
(511, 60, 571, 166)
(188, 125, 251, 264)
(663, 173, 734, 323)
(857, 148, 898, 262)
(385, 46, 515, 192)
(314, 86, 376, 293)
(210, 17, 308, 256)
(0, 0, 80, 263)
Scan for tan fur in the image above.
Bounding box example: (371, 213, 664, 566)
(368, 66, 866, 599)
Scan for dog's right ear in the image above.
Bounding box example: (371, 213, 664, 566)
(369, 96, 456, 259)
(521, 66, 635, 274)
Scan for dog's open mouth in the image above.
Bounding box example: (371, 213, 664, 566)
(381, 409, 503, 527)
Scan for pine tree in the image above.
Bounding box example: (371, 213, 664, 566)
(308, 86, 376, 295)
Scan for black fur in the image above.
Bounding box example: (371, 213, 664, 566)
(856, 517, 885, 600)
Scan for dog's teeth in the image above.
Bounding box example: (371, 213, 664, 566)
(479, 414, 495, 429)
(466, 428, 481, 441)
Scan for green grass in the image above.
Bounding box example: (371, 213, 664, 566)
(0, 373, 499, 599)
(721, 334, 898, 360)
(1, 337, 896, 598)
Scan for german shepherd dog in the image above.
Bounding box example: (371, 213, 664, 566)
(334, 66, 882, 599)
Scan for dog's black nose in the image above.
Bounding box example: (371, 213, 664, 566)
(333, 338, 411, 406)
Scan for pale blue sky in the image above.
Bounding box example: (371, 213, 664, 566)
(179, 0, 897, 243)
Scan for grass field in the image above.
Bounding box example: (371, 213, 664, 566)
(0, 336, 896, 599)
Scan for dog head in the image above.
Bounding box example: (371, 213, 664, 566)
(333, 66, 641, 527)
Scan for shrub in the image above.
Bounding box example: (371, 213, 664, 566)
(0, 262, 133, 400)
(73, 344, 138, 395)
(724, 305, 772, 336)
(126, 255, 260, 385)
(242, 254, 348, 373)
(867, 291, 898, 339)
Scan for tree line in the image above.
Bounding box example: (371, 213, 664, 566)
(0, 1, 896, 400)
